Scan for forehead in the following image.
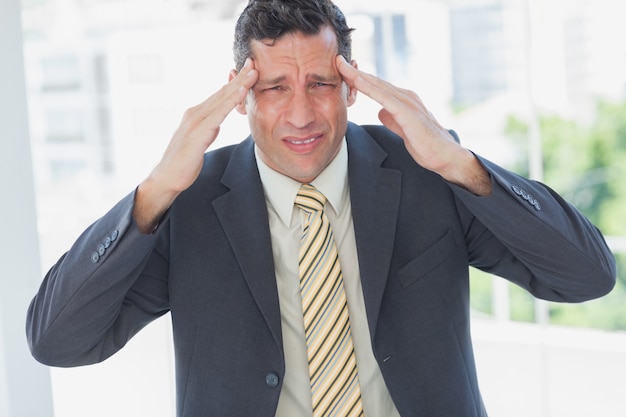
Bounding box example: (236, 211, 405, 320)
(250, 26, 339, 78)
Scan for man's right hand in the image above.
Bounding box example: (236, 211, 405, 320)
(133, 58, 258, 233)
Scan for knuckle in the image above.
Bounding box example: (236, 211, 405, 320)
(183, 105, 201, 120)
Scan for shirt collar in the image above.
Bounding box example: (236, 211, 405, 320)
(255, 139, 348, 226)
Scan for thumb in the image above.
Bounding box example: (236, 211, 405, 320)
(378, 109, 404, 138)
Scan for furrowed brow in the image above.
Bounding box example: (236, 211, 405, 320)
(256, 75, 287, 88)
(310, 73, 340, 83)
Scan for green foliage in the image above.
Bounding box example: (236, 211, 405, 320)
(506, 100, 626, 236)
(509, 284, 536, 323)
(550, 274, 626, 330)
(469, 267, 493, 316)
(471, 100, 626, 331)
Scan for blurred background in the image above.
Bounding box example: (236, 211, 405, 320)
(2, 0, 625, 416)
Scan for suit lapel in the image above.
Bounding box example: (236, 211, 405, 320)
(346, 123, 402, 339)
(212, 138, 283, 353)
(210, 126, 403, 352)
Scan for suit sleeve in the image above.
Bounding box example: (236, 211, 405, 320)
(26, 190, 171, 367)
(451, 154, 616, 302)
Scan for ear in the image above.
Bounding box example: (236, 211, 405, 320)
(229, 69, 248, 115)
(346, 59, 358, 107)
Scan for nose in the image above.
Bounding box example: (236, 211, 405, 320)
(285, 89, 315, 129)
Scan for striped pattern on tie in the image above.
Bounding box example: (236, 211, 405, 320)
(295, 184, 364, 417)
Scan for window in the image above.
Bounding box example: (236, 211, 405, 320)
(41, 55, 81, 91)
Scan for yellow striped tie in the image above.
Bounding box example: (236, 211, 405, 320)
(295, 184, 363, 417)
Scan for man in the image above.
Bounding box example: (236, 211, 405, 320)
(27, 0, 616, 416)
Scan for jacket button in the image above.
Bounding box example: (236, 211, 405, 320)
(532, 200, 541, 211)
(91, 251, 100, 263)
(265, 372, 279, 388)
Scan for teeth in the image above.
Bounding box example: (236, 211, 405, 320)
(291, 137, 317, 145)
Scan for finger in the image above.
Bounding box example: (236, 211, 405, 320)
(336, 55, 360, 88)
(335, 55, 389, 95)
(336, 55, 413, 117)
(215, 58, 258, 108)
(232, 57, 259, 92)
(194, 58, 258, 126)
(378, 108, 404, 138)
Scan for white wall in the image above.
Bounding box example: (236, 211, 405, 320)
(0, 0, 54, 415)
(474, 319, 626, 417)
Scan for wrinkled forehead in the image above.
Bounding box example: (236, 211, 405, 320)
(250, 26, 340, 79)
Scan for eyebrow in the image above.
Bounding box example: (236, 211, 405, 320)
(256, 75, 287, 87)
(256, 73, 340, 87)
(310, 73, 341, 83)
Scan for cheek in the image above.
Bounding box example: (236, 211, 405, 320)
(316, 93, 348, 120)
(246, 99, 278, 137)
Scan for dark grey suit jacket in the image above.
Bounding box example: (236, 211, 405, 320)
(27, 123, 616, 416)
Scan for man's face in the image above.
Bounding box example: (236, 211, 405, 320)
(235, 26, 357, 183)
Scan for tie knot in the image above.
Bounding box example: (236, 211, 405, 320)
(295, 184, 326, 213)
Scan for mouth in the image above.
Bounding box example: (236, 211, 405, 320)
(283, 133, 324, 152)
(285, 134, 323, 145)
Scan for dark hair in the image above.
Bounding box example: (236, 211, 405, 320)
(233, 0, 354, 71)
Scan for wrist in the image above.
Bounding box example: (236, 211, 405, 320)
(443, 148, 492, 197)
(133, 176, 179, 234)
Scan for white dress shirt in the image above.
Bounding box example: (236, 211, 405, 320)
(255, 139, 401, 417)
